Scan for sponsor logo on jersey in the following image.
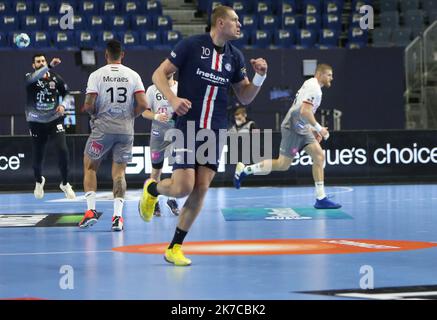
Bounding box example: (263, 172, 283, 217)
(152, 129, 160, 137)
(196, 68, 229, 85)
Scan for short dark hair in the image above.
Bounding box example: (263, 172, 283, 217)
(106, 39, 123, 60)
(32, 53, 46, 63)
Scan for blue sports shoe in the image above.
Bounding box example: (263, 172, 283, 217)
(234, 162, 247, 189)
(314, 197, 342, 209)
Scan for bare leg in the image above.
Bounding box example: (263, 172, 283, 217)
(83, 154, 101, 192)
(157, 168, 195, 198)
(176, 166, 216, 231)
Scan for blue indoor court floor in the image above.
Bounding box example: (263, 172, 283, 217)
(0, 184, 437, 300)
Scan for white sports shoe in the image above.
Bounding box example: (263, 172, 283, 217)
(34, 176, 45, 199)
(60, 182, 76, 199)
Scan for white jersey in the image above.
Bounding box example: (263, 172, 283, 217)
(86, 64, 145, 135)
(281, 77, 322, 135)
(146, 81, 178, 130)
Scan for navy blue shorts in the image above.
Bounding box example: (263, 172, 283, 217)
(171, 121, 226, 172)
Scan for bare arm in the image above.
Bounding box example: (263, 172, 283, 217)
(82, 93, 97, 115)
(152, 59, 191, 116)
(141, 109, 168, 122)
(134, 92, 148, 117)
(25, 58, 61, 84)
(231, 58, 268, 105)
(300, 102, 329, 139)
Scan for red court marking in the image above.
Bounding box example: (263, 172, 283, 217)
(112, 239, 437, 256)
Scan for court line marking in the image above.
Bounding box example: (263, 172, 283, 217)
(0, 250, 113, 256)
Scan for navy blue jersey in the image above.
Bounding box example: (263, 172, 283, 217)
(168, 33, 247, 130)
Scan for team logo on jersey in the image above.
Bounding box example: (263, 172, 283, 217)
(225, 63, 232, 72)
(170, 51, 176, 58)
(152, 129, 160, 137)
(88, 141, 104, 157)
(49, 81, 56, 89)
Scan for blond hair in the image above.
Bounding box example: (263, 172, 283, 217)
(210, 5, 234, 27)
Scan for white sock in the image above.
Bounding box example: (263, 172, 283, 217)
(244, 163, 263, 175)
(315, 181, 326, 200)
(85, 191, 96, 210)
(113, 198, 124, 217)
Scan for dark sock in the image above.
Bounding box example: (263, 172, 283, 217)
(147, 181, 160, 197)
(168, 227, 188, 249)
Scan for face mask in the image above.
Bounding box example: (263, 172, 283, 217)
(235, 120, 243, 126)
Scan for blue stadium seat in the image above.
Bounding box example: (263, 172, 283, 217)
(251, 30, 272, 48)
(348, 27, 368, 46)
(404, 10, 425, 30)
(304, 14, 321, 31)
(351, 0, 373, 13)
(87, 15, 105, 31)
(232, 29, 249, 48)
(392, 27, 412, 46)
(272, 29, 295, 48)
(317, 28, 340, 48)
(52, 30, 75, 49)
(422, 0, 437, 13)
(145, 0, 163, 17)
(161, 30, 182, 49)
(399, 0, 419, 12)
(349, 12, 362, 28)
(120, 31, 141, 49)
(229, 0, 251, 15)
(131, 14, 153, 31)
(96, 30, 118, 48)
(75, 30, 95, 48)
(0, 1, 12, 15)
(258, 14, 279, 31)
(379, 0, 397, 12)
(56, 1, 77, 14)
(99, 1, 118, 16)
(121, 1, 142, 15)
(282, 14, 301, 33)
(372, 28, 392, 47)
(20, 15, 42, 31)
(379, 11, 400, 28)
(323, 14, 342, 30)
(324, 0, 343, 15)
(140, 30, 161, 48)
(277, 0, 297, 16)
(34, 1, 55, 16)
(0, 31, 8, 48)
(207, 1, 228, 16)
(72, 15, 86, 30)
(240, 14, 258, 33)
(13, 0, 33, 15)
(297, 28, 318, 48)
(303, 0, 321, 15)
(78, 0, 99, 15)
(43, 15, 59, 31)
(255, 1, 272, 15)
(0, 15, 18, 31)
(155, 15, 172, 31)
(107, 15, 129, 31)
(347, 42, 365, 49)
(31, 31, 50, 48)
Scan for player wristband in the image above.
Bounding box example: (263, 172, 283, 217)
(314, 122, 323, 132)
(252, 73, 266, 87)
